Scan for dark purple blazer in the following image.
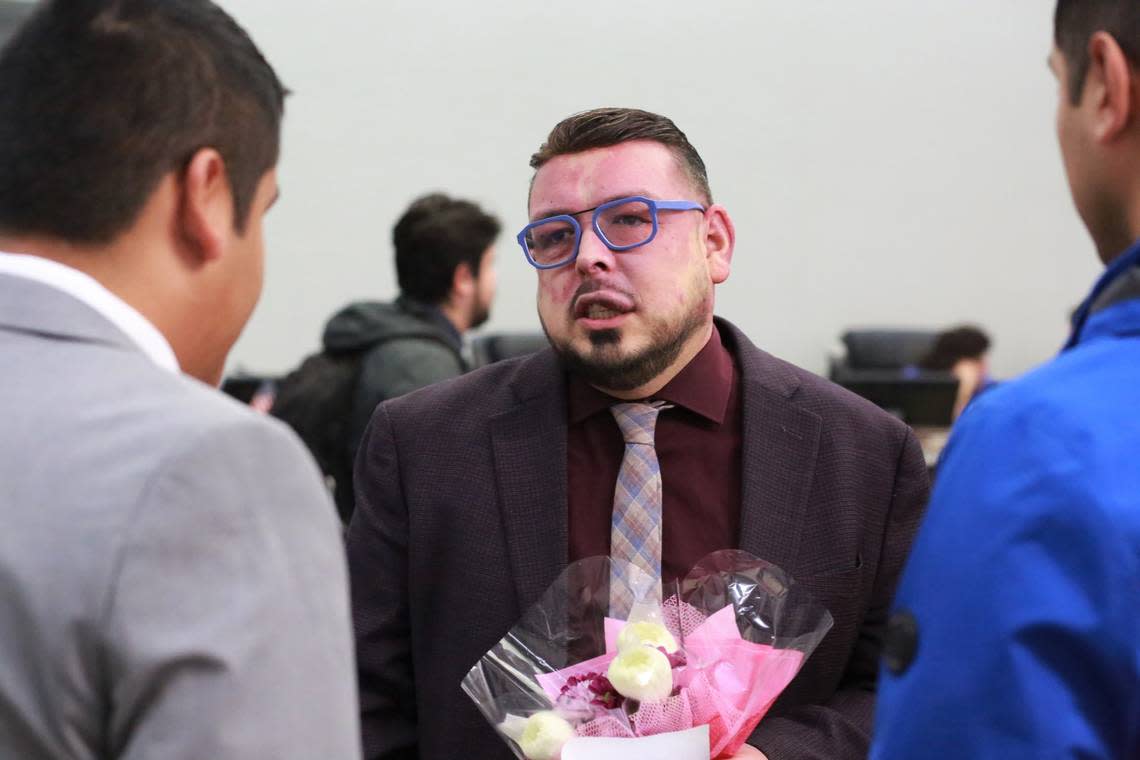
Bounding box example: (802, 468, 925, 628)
(346, 318, 929, 760)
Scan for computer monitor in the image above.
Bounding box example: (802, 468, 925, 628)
(838, 375, 959, 427)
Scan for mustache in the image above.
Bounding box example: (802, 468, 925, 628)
(570, 280, 635, 310)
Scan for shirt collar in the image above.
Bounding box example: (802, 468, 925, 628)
(567, 324, 734, 424)
(0, 252, 180, 373)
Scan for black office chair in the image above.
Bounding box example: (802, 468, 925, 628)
(829, 329, 958, 427)
(469, 332, 550, 368)
(829, 328, 939, 380)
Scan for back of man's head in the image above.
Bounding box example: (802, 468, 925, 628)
(393, 193, 500, 305)
(0, 0, 286, 244)
(918, 326, 991, 372)
(1055, 0, 1140, 102)
(529, 107, 713, 205)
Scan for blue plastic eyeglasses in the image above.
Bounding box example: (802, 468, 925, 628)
(517, 195, 706, 270)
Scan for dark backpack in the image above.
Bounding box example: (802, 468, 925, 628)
(271, 347, 372, 521)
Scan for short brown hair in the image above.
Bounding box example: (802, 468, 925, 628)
(1055, 0, 1140, 103)
(393, 193, 500, 305)
(918, 326, 991, 372)
(529, 107, 712, 204)
(0, 0, 286, 243)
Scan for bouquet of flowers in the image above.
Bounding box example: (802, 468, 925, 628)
(462, 550, 833, 759)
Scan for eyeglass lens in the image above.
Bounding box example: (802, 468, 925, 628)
(524, 199, 656, 266)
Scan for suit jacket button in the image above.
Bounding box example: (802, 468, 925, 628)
(883, 611, 919, 675)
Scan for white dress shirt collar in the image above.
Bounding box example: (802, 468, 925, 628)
(0, 251, 180, 373)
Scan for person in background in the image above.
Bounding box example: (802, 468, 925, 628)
(332, 193, 500, 445)
(0, 1, 359, 758)
(275, 192, 499, 522)
(916, 324, 995, 420)
(872, 2, 1140, 757)
(347, 107, 930, 760)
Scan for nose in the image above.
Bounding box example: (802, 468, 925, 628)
(574, 223, 615, 275)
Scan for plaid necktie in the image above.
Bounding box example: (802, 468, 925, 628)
(609, 401, 667, 617)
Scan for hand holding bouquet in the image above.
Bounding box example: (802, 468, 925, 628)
(462, 550, 832, 759)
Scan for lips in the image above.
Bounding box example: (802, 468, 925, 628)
(581, 302, 623, 320)
(572, 290, 635, 321)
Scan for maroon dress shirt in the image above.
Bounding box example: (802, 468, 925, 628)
(566, 325, 743, 583)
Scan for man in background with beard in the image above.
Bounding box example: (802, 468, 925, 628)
(279, 192, 499, 521)
(348, 108, 929, 760)
(331, 193, 499, 453)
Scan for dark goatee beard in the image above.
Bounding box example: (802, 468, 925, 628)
(543, 310, 706, 392)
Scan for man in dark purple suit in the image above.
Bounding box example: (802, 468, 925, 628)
(347, 108, 929, 760)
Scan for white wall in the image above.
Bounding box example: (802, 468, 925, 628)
(219, 0, 1099, 381)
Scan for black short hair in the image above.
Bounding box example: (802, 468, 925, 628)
(918, 326, 991, 372)
(0, 0, 287, 243)
(393, 193, 500, 305)
(530, 108, 712, 205)
(1055, 0, 1140, 103)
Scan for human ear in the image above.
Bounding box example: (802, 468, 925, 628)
(703, 205, 735, 284)
(177, 148, 233, 264)
(451, 260, 475, 298)
(1087, 31, 1134, 143)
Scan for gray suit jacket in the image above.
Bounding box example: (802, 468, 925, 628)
(348, 317, 929, 760)
(0, 274, 362, 759)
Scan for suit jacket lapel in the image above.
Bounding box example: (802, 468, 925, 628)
(721, 319, 822, 571)
(490, 349, 570, 611)
(488, 321, 823, 611)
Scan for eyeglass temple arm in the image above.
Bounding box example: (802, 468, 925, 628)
(653, 200, 705, 212)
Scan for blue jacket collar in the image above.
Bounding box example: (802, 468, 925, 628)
(1065, 238, 1140, 350)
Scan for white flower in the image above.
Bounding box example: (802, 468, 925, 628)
(606, 645, 674, 702)
(616, 621, 678, 654)
(498, 713, 529, 742)
(517, 710, 575, 760)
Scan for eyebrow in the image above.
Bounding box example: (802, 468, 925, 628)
(530, 190, 659, 221)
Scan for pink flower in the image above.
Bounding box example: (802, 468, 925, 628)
(664, 647, 687, 669)
(556, 671, 626, 721)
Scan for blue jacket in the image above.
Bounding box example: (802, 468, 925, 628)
(871, 242, 1140, 759)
